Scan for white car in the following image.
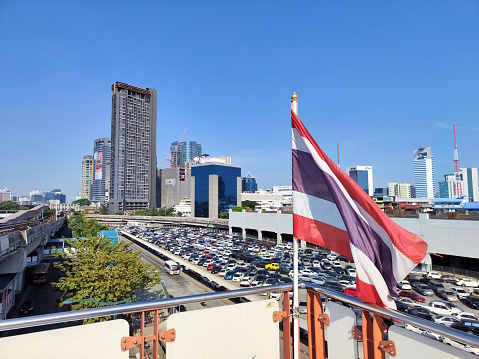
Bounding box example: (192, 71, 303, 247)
(432, 315, 459, 327)
(226, 263, 237, 270)
(327, 253, 337, 261)
(450, 287, 470, 300)
(269, 292, 282, 301)
(442, 337, 479, 356)
(427, 271, 442, 279)
(398, 298, 420, 307)
(312, 260, 322, 268)
(218, 268, 227, 276)
(311, 275, 325, 285)
(346, 268, 356, 276)
(299, 273, 312, 282)
(397, 280, 412, 290)
(240, 278, 250, 287)
(455, 277, 479, 287)
(301, 268, 316, 276)
(427, 301, 457, 316)
(332, 261, 342, 270)
(455, 312, 479, 321)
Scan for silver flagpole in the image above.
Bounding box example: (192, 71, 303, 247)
(291, 91, 300, 359)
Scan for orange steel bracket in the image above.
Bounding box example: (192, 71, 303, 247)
(158, 328, 176, 343)
(121, 336, 142, 352)
(379, 340, 396, 357)
(352, 326, 363, 341)
(362, 310, 374, 359)
(273, 310, 289, 323)
(307, 289, 327, 359)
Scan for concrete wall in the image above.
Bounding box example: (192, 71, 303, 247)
(229, 211, 479, 260)
(208, 175, 218, 219)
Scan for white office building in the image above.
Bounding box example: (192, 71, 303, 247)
(414, 147, 435, 199)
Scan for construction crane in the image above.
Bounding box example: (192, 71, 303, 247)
(166, 126, 189, 168)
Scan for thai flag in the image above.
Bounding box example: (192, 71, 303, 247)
(292, 110, 428, 308)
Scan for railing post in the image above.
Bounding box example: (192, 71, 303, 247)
(307, 289, 326, 359)
(283, 290, 292, 359)
(153, 309, 158, 359)
(362, 310, 373, 359)
(140, 311, 145, 358)
(372, 314, 385, 359)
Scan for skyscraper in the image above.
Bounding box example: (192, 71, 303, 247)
(346, 166, 373, 196)
(90, 138, 111, 205)
(414, 147, 435, 199)
(81, 155, 93, 200)
(109, 82, 157, 214)
(170, 141, 202, 167)
(242, 172, 258, 193)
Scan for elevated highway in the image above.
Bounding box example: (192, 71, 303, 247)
(86, 214, 229, 231)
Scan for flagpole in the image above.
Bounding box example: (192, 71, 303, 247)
(291, 91, 300, 359)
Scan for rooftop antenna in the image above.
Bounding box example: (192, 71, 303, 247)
(453, 123, 462, 197)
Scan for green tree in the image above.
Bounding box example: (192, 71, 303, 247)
(72, 198, 91, 206)
(241, 200, 258, 211)
(219, 212, 229, 219)
(52, 235, 162, 321)
(0, 201, 28, 211)
(69, 212, 109, 238)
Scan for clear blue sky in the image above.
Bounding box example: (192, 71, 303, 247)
(1, 1, 478, 202)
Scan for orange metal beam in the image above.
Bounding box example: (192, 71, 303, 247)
(372, 314, 385, 359)
(282, 291, 292, 359)
(307, 289, 327, 359)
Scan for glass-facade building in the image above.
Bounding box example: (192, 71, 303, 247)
(346, 166, 373, 196)
(414, 147, 435, 199)
(170, 141, 202, 167)
(191, 164, 241, 218)
(242, 172, 257, 193)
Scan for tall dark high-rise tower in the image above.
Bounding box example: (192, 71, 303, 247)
(109, 82, 157, 214)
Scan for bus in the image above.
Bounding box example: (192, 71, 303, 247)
(32, 260, 50, 284)
(165, 260, 181, 275)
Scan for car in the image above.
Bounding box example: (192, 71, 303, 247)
(406, 307, 433, 321)
(310, 275, 325, 285)
(466, 296, 479, 310)
(323, 279, 344, 292)
(224, 270, 236, 280)
(211, 265, 222, 274)
(420, 276, 432, 285)
(450, 287, 470, 300)
(251, 274, 266, 286)
(397, 280, 411, 290)
(415, 284, 434, 296)
(398, 298, 420, 307)
(455, 312, 479, 322)
(432, 314, 459, 327)
(312, 260, 321, 268)
(239, 277, 250, 287)
(299, 273, 313, 282)
(346, 268, 356, 276)
(434, 300, 463, 314)
(427, 271, 442, 280)
(398, 291, 425, 303)
(427, 301, 461, 315)
(455, 278, 479, 288)
(440, 274, 457, 283)
(226, 263, 237, 270)
(232, 272, 245, 282)
(269, 291, 282, 301)
(427, 280, 445, 294)
(218, 268, 228, 276)
(450, 319, 479, 336)
(265, 262, 279, 271)
(394, 299, 412, 313)
(442, 337, 479, 356)
(19, 299, 34, 315)
(206, 264, 215, 271)
(437, 289, 457, 302)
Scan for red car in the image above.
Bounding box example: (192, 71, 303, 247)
(206, 264, 215, 271)
(398, 291, 425, 303)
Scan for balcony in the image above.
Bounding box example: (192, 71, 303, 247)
(0, 283, 478, 358)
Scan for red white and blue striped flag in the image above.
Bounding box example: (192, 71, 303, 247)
(292, 110, 428, 308)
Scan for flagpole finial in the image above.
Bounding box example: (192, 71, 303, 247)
(291, 91, 298, 115)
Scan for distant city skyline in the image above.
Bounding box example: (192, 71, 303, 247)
(1, 2, 478, 202)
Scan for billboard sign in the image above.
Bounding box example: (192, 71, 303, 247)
(165, 179, 176, 187)
(94, 152, 103, 180)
